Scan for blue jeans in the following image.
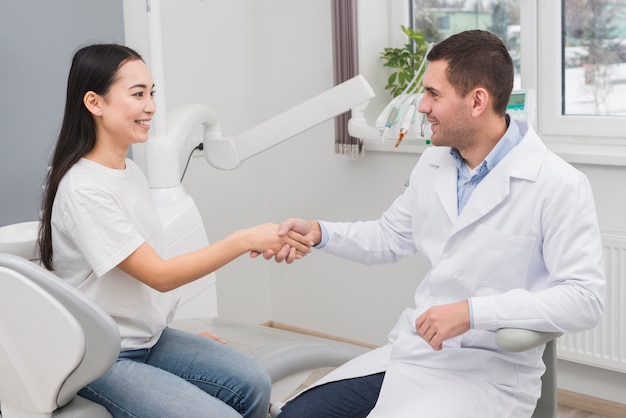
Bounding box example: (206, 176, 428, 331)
(79, 327, 271, 418)
(277, 372, 384, 418)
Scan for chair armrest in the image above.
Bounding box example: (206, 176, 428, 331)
(495, 328, 563, 352)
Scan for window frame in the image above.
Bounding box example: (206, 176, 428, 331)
(359, 0, 626, 166)
(537, 0, 626, 166)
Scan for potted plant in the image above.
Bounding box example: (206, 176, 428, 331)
(380, 26, 429, 97)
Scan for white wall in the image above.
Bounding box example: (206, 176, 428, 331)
(123, 0, 625, 404)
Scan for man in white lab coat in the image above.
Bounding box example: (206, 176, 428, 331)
(266, 30, 606, 418)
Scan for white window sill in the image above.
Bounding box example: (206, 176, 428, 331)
(357, 122, 626, 167)
(363, 140, 428, 154)
(544, 141, 626, 167)
(363, 139, 626, 167)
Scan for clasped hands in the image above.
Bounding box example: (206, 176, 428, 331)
(255, 218, 471, 350)
(251, 218, 320, 263)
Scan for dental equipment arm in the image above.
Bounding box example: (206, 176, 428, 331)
(144, 75, 374, 188)
(146, 105, 221, 189)
(203, 75, 375, 170)
(145, 0, 374, 185)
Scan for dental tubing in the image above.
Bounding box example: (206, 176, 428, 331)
(381, 43, 433, 145)
(395, 98, 418, 148)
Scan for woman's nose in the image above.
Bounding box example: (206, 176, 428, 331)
(146, 98, 156, 114)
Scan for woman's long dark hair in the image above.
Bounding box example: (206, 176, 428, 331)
(38, 44, 143, 270)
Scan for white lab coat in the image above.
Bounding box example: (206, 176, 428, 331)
(301, 126, 605, 417)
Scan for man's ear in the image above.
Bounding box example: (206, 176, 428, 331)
(471, 87, 489, 116)
(83, 91, 103, 116)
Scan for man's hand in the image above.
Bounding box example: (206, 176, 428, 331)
(414, 300, 470, 351)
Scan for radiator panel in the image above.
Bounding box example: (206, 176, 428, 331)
(556, 230, 626, 373)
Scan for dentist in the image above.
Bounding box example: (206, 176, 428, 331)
(269, 30, 605, 418)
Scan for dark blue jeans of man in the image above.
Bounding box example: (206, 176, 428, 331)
(278, 372, 385, 418)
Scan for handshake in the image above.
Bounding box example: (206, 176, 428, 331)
(249, 218, 320, 264)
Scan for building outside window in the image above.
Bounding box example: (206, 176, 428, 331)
(411, 0, 626, 118)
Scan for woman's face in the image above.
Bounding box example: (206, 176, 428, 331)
(97, 59, 156, 148)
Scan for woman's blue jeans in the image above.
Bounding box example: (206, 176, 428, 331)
(79, 327, 271, 418)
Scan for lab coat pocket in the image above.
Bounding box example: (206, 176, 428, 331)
(453, 223, 536, 291)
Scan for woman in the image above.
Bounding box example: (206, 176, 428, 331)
(38, 43, 310, 418)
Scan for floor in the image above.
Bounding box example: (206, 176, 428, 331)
(558, 405, 612, 418)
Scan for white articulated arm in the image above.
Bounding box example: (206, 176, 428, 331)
(145, 104, 222, 189)
(145, 0, 374, 179)
(144, 75, 374, 187)
(203, 75, 375, 170)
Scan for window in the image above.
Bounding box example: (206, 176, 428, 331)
(358, 0, 626, 163)
(437, 15, 450, 31)
(410, 1, 626, 135)
(562, 0, 626, 117)
(411, 1, 523, 89)
(540, 0, 626, 150)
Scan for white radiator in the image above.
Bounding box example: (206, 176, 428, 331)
(556, 230, 626, 373)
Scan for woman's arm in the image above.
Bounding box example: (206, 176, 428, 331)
(119, 223, 311, 292)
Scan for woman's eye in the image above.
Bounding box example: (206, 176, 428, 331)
(151, 90, 156, 97)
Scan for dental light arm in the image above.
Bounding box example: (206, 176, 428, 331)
(203, 75, 375, 170)
(146, 104, 221, 190)
(144, 0, 374, 186)
(144, 75, 374, 188)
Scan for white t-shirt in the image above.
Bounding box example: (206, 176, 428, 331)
(51, 158, 178, 350)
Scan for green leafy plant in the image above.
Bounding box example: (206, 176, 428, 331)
(380, 26, 428, 97)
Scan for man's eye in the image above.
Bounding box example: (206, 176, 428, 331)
(151, 90, 156, 97)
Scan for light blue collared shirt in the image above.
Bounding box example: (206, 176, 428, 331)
(452, 115, 522, 214)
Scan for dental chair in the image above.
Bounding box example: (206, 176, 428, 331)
(0, 222, 562, 418)
(0, 251, 369, 418)
(496, 328, 563, 418)
(261, 328, 562, 418)
(0, 252, 118, 418)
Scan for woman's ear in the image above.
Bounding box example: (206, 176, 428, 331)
(83, 91, 103, 116)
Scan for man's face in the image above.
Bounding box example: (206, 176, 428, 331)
(418, 60, 476, 152)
